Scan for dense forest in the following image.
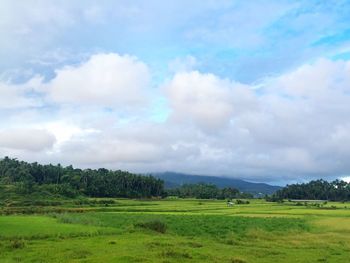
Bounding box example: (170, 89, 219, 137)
(0, 157, 164, 198)
(272, 179, 350, 201)
(5, 157, 349, 202)
(0, 157, 252, 200)
(167, 183, 252, 199)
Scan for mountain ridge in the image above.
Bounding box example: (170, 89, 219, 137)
(152, 172, 281, 195)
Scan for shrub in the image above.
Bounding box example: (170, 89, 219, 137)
(265, 195, 283, 202)
(70, 249, 92, 259)
(162, 249, 192, 259)
(9, 239, 25, 249)
(96, 199, 116, 205)
(73, 199, 116, 206)
(231, 258, 247, 263)
(8, 200, 63, 207)
(235, 199, 250, 205)
(40, 184, 79, 198)
(134, 219, 167, 233)
(186, 241, 203, 248)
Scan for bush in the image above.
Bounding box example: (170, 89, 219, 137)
(73, 199, 116, 206)
(235, 199, 250, 205)
(162, 249, 192, 259)
(95, 199, 116, 205)
(231, 258, 247, 263)
(9, 239, 25, 249)
(265, 195, 283, 202)
(134, 219, 167, 233)
(39, 184, 79, 198)
(7, 200, 63, 207)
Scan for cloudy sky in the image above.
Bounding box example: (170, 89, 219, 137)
(1, 0, 350, 184)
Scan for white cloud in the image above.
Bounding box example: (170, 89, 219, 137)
(0, 76, 44, 109)
(267, 59, 350, 99)
(2, 57, 350, 183)
(60, 138, 166, 165)
(44, 121, 88, 145)
(164, 71, 256, 131)
(2, 1, 350, 184)
(0, 128, 56, 152)
(48, 53, 151, 108)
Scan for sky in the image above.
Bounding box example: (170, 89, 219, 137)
(1, 0, 350, 184)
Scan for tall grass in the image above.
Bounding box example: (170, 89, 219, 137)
(0, 199, 349, 263)
(134, 219, 167, 233)
(49, 212, 309, 238)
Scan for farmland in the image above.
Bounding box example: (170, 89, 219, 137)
(1, 199, 350, 262)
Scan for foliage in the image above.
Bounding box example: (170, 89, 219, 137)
(166, 183, 253, 199)
(272, 179, 350, 201)
(0, 157, 164, 198)
(134, 219, 167, 233)
(9, 239, 26, 249)
(235, 199, 250, 204)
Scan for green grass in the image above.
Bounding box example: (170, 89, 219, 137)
(0, 199, 350, 262)
(0, 216, 116, 239)
(50, 212, 308, 237)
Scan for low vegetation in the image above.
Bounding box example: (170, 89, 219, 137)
(134, 219, 167, 233)
(0, 199, 350, 262)
(1, 157, 350, 262)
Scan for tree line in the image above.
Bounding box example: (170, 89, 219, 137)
(271, 179, 350, 201)
(0, 157, 254, 200)
(166, 183, 253, 199)
(0, 157, 164, 198)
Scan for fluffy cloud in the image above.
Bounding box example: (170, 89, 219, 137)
(164, 71, 256, 131)
(165, 71, 234, 130)
(161, 59, 350, 181)
(48, 53, 150, 108)
(266, 59, 350, 99)
(0, 128, 56, 152)
(2, 57, 350, 184)
(43, 121, 201, 173)
(2, 1, 350, 184)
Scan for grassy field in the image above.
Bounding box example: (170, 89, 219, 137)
(0, 199, 350, 262)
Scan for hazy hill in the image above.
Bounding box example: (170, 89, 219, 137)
(152, 172, 281, 195)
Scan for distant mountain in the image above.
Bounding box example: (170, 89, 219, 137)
(152, 172, 281, 195)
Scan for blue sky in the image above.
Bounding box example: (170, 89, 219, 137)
(2, 0, 350, 82)
(1, 0, 350, 184)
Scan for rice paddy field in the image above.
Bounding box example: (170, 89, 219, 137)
(1, 198, 350, 262)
